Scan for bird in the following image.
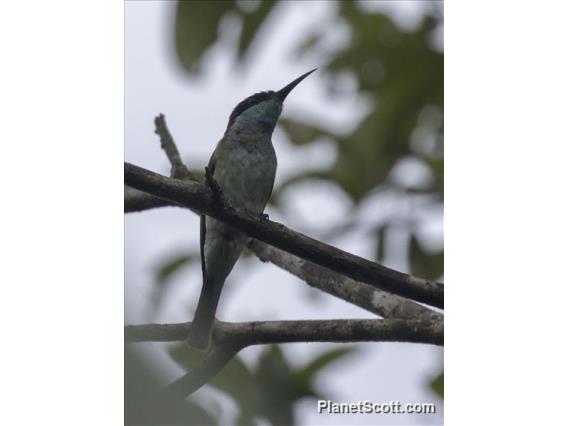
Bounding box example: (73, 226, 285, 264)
(187, 69, 317, 350)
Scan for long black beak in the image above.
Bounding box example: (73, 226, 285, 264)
(276, 68, 317, 102)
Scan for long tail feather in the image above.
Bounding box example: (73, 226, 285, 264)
(187, 277, 222, 351)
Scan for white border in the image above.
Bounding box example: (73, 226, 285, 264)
(0, 1, 123, 424)
(446, 1, 568, 424)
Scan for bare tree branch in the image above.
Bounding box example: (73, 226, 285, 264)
(125, 318, 443, 346)
(125, 186, 177, 213)
(126, 115, 444, 310)
(124, 188, 442, 318)
(126, 115, 445, 398)
(125, 162, 444, 308)
(154, 114, 194, 181)
(247, 239, 442, 321)
(124, 114, 197, 213)
(126, 318, 442, 397)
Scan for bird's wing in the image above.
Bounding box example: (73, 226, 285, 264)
(200, 148, 218, 281)
(268, 159, 277, 202)
(264, 152, 277, 207)
(200, 214, 206, 281)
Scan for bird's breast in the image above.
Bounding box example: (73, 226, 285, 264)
(214, 139, 277, 214)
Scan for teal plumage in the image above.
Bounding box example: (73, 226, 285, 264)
(187, 70, 317, 350)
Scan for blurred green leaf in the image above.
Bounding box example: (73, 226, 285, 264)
(375, 225, 387, 262)
(175, 0, 278, 74)
(290, 5, 443, 202)
(209, 357, 257, 414)
(409, 235, 443, 280)
(425, 155, 444, 195)
(295, 346, 356, 385)
(126, 346, 217, 425)
(430, 371, 444, 398)
(149, 251, 198, 317)
(175, 1, 235, 74)
(255, 346, 356, 424)
(169, 343, 258, 422)
(155, 252, 196, 284)
(278, 117, 333, 146)
(237, 1, 278, 61)
(175, 1, 443, 203)
(255, 345, 300, 426)
(166, 343, 366, 425)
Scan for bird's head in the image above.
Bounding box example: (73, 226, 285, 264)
(225, 68, 317, 135)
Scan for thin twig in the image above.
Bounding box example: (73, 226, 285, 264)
(154, 113, 194, 181)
